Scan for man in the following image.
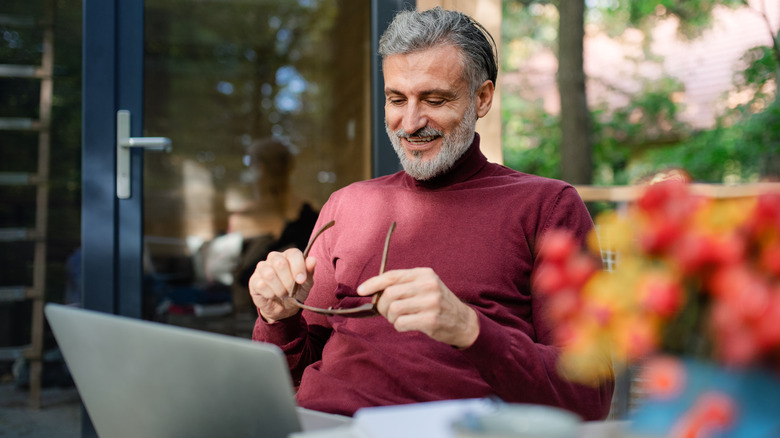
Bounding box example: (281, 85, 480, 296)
(249, 7, 613, 421)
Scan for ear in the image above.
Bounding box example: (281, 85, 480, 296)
(474, 80, 494, 118)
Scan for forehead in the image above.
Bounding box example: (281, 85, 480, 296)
(382, 45, 468, 92)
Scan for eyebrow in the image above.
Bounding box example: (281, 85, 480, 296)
(384, 87, 459, 100)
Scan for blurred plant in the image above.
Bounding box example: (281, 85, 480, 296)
(502, 94, 561, 179)
(535, 180, 780, 384)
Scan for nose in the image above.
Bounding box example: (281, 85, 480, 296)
(402, 101, 428, 135)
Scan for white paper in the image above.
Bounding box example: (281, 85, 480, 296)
(352, 398, 496, 438)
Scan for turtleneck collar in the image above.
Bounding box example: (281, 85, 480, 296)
(403, 133, 488, 190)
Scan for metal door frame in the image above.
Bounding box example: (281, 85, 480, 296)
(82, 0, 144, 318)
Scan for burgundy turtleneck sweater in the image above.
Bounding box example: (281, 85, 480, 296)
(253, 134, 614, 420)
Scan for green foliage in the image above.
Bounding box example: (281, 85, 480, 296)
(613, 0, 780, 183)
(639, 46, 780, 183)
(594, 0, 746, 39)
(651, 107, 780, 183)
(501, 1, 560, 177)
(502, 93, 561, 178)
(731, 46, 779, 114)
(501, 0, 558, 71)
(592, 77, 689, 184)
(502, 0, 779, 185)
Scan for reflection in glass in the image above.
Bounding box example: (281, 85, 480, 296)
(141, 0, 370, 333)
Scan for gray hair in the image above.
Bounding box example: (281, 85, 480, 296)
(378, 7, 498, 93)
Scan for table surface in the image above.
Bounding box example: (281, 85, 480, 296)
(292, 420, 635, 438)
(579, 420, 633, 438)
(292, 399, 639, 438)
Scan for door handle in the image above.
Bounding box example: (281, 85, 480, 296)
(116, 110, 172, 199)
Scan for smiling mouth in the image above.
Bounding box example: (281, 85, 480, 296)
(405, 135, 439, 146)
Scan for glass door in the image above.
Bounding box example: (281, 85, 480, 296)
(80, 0, 403, 435)
(139, 1, 372, 336)
(82, 0, 388, 320)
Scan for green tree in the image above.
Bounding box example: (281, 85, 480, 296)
(558, 0, 592, 184)
(502, 0, 563, 178)
(619, 0, 780, 182)
(502, 0, 592, 184)
(502, 0, 779, 184)
(644, 45, 779, 182)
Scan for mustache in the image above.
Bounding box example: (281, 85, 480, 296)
(394, 126, 443, 139)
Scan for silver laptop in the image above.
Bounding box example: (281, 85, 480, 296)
(45, 303, 350, 438)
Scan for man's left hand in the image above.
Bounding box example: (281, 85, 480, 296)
(357, 268, 479, 348)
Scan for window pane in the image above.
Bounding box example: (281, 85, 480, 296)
(143, 0, 370, 332)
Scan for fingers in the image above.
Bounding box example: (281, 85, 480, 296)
(357, 268, 434, 297)
(358, 267, 480, 348)
(385, 289, 479, 348)
(257, 258, 288, 299)
(253, 249, 301, 299)
(382, 288, 441, 324)
(359, 267, 444, 323)
(248, 248, 316, 322)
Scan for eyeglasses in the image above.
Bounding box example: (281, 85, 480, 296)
(284, 220, 396, 318)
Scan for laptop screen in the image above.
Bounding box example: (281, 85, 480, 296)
(45, 303, 303, 438)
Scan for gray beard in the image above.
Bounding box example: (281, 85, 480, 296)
(386, 102, 477, 181)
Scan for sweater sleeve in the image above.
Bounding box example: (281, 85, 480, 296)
(459, 186, 614, 421)
(251, 210, 338, 385)
(252, 312, 331, 385)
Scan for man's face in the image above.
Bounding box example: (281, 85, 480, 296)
(383, 45, 492, 180)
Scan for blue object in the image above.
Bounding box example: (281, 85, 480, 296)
(630, 358, 780, 438)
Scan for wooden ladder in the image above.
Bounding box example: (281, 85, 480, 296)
(0, 0, 54, 409)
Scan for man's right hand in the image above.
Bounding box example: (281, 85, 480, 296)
(248, 248, 317, 322)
